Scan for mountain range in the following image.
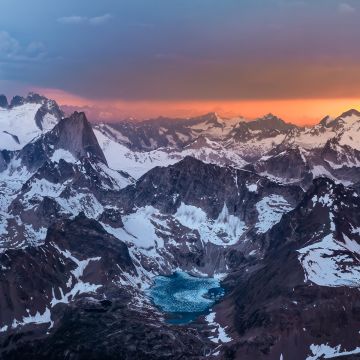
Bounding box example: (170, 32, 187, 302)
(0, 93, 360, 359)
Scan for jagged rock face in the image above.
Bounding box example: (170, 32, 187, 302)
(52, 112, 107, 164)
(103, 112, 225, 151)
(3, 152, 303, 278)
(0, 214, 213, 360)
(98, 207, 124, 228)
(3, 298, 210, 360)
(0, 214, 136, 338)
(321, 138, 360, 171)
(119, 156, 303, 219)
(95, 108, 360, 188)
(0, 95, 8, 109)
(9, 95, 25, 107)
(3, 156, 131, 250)
(0, 150, 12, 172)
(219, 178, 360, 359)
(251, 146, 313, 186)
(9, 93, 60, 109)
(93, 113, 300, 178)
(4, 169, 360, 359)
(108, 157, 304, 276)
(0, 108, 132, 251)
(20, 92, 64, 131)
(328, 109, 360, 130)
(353, 181, 360, 195)
(228, 114, 297, 143)
(18, 112, 107, 172)
(251, 134, 360, 187)
(100, 113, 297, 153)
(34, 102, 63, 131)
(265, 178, 360, 252)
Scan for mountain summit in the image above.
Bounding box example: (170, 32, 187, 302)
(19, 111, 107, 171)
(52, 112, 107, 165)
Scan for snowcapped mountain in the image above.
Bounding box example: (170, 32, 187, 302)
(1, 94, 360, 359)
(94, 124, 248, 178)
(0, 105, 134, 252)
(0, 93, 63, 151)
(94, 109, 360, 188)
(2, 95, 360, 187)
(93, 113, 298, 178)
(250, 109, 360, 187)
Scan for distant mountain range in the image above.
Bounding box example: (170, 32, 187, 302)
(93, 107, 360, 187)
(0, 93, 360, 359)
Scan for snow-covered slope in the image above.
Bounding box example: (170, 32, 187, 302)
(282, 110, 360, 151)
(0, 93, 63, 151)
(94, 127, 177, 178)
(94, 126, 247, 178)
(0, 110, 134, 251)
(94, 108, 360, 187)
(297, 182, 360, 287)
(0, 103, 43, 150)
(247, 110, 360, 187)
(94, 113, 291, 179)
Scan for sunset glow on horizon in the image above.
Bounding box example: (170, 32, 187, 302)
(32, 87, 360, 125)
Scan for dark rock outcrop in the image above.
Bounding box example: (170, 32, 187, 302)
(0, 214, 136, 339)
(119, 156, 303, 221)
(9, 95, 25, 108)
(50, 112, 107, 164)
(99, 113, 299, 153)
(0, 95, 8, 108)
(3, 298, 209, 360)
(34, 101, 64, 130)
(219, 178, 360, 359)
(0, 214, 212, 360)
(19, 111, 107, 171)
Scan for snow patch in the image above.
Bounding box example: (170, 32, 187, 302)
(298, 234, 360, 287)
(11, 307, 53, 330)
(175, 203, 246, 246)
(51, 245, 102, 305)
(256, 195, 293, 233)
(247, 183, 258, 192)
(306, 343, 360, 359)
(51, 149, 77, 164)
(205, 311, 232, 344)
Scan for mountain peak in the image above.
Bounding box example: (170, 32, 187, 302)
(8, 92, 60, 109)
(263, 112, 276, 118)
(337, 108, 360, 119)
(318, 115, 333, 127)
(199, 112, 222, 125)
(321, 108, 360, 129)
(10, 95, 25, 107)
(54, 111, 107, 164)
(68, 111, 87, 122)
(250, 113, 296, 131)
(18, 111, 107, 171)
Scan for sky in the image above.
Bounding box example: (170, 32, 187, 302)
(1, 0, 360, 124)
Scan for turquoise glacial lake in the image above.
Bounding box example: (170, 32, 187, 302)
(147, 271, 225, 324)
